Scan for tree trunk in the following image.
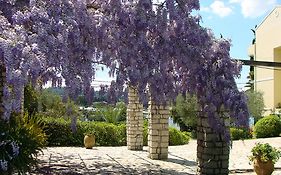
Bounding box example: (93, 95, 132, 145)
(197, 113, 230, 175)
(126, 86, 143, 150)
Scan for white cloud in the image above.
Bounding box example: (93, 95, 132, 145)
(210, 1, 233, 17)
(229, 0, 277, 18)
(201, 6, 211, 12)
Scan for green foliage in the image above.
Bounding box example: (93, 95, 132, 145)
(38, 89, 82, 119)
(80, 108, 96, 121)
(230, 127, 252, 140)
(245, 90, 265, 122)
(92, 102, 108, 108)
(42, 117, 80, 146)
(171, 93, 198, 132)
(42, 117, 190, 147)
(89, 103, 126, 123)
(253, 115, 281, 138)
(115, 101, 127, 121)
(24, 83, 39, 117)
(169, 128, 190, 146)
(65, 100, 82, 118)
(39, 89, 63, 111)
(42, 117, 126, 146)
(143, 119, 148, 146)
(249, 143, 281, 164)
(0, 114, 46, 174)
(38, 89, 65, 118)
(81, 122, 126, 146)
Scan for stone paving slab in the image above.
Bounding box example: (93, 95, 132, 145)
(32, 137, 281, 175)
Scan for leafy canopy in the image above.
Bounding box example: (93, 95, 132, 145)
(245, 90, 265, 122)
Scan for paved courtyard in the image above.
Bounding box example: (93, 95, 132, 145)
(32, 137, 281, 175)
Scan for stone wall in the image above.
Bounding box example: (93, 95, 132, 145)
(127, 86, 143, 150)
(148, 101, 169, 160)
(197, 113, 230, 175)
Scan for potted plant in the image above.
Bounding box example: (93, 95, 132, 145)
(84, 132, 95, 149)
(249, 143, 281, 175)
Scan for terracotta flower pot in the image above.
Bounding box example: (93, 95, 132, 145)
(84, 134, 95, 149)
(253, 158, 274, 175)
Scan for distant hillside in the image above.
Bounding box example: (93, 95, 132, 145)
(43, 87, 65, 97)
(43, 87, 127, 106)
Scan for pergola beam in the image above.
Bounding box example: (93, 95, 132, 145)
(235, 59, 281, 68)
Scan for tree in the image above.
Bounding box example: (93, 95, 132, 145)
(246, 90, 265, 123)
(1, 0, 249, 174)
(171, 93, 198, 132)
(38, 89, 64, 115)
(24, 83, 39, 117)
(1, 0, 99, 120)
(1, 0, 248, 131)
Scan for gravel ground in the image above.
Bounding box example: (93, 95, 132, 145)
(31, 137, 281, 175)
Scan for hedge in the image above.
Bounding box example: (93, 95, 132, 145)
(42, 117, 190, 146)
(42, 117, 126, 146)
(253, 115, 281, 138)
(230, 127, 252, 140)
(168, 127, 190, 145)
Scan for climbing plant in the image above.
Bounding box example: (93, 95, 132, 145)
(1, 0, 248, 130)
(0, 0, 249, 173)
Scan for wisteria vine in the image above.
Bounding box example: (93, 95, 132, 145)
(0, 0, 249, 139)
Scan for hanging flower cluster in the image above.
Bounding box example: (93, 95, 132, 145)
(0, 0, 249, 139)
(94, 0, 249, 138)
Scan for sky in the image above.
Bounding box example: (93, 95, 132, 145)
(198, 0, 281, 90)
(95, 0, 281, 90)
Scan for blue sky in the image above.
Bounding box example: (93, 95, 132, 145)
(198, 0, 281, 90)
(95, 0, 281, 90)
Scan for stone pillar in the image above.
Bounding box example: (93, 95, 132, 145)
(127, 86, 143, 150)
(197, 113, 230, 175)
(148, 101, 169, 160)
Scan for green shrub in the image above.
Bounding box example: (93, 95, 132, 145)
(42, 117, 80, 146)
(24, 83, 39, 117)
(42, 117, 126, 146)
(143, 120, 148, 146)
(253, 115, 281, 138)
(249, 143, 281, 163)
(81, 122, 126, 146)
(88, 102, 127, 123)
(43, 117, 190, 147)
(169, 127, 190, 145)
(189, 130, 197, 139)
(0, 114, 46, 174)
(230, 127, 252, 140)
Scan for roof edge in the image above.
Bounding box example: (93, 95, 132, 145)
(256, 5, 281, 31)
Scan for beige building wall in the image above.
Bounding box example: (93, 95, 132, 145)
(274, 47, 281, 107)
(254, 6, 281, 111)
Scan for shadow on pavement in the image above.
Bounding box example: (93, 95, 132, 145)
(167, 153, 197, 167)
(31, 152, 196, 175)
(32, 161, 195, 175)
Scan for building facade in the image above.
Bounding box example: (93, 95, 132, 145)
(248, 6, 281, 114)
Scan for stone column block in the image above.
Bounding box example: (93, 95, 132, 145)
(197, 113, 230, 175)
(127, 86, 144, 150)
(148, 101, 169, 160)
